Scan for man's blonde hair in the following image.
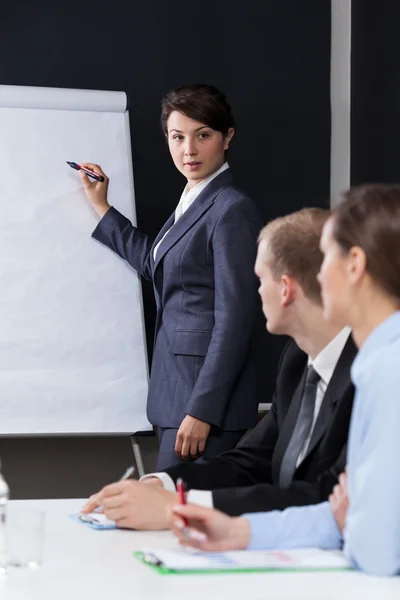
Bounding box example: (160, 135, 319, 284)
(258, 208, 331, 304)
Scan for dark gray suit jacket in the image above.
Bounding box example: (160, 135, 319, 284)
(92, 169, 264, 430)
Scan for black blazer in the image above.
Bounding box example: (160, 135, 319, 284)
(165, 336, 357, 516)
(92, 169, 264, 430)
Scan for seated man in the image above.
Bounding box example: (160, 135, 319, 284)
(81, 208, 357, 530)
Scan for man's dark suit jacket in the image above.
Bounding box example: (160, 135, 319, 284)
(92, 169, 264, 431)
(164, 336, 357, 516)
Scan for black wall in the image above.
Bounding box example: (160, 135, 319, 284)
(351, 1, 400, 184)
(0, 1, 331, 497)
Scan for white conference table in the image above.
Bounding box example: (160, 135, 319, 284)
(1, 499, 400, 600)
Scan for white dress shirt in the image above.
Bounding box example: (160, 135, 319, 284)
(152, 162, 229, 260)
(142, 327, 351, 507)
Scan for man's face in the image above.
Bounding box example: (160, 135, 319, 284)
(254, 239, 286, 334)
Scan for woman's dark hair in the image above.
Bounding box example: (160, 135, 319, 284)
(332, 184, 400, 300)
(160, 84, 235, 136)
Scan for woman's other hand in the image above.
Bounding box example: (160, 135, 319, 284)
(175, 415, 211, 460)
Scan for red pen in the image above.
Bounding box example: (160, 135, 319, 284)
(176, 477, 188, 527)
(66, 161, 105, 182)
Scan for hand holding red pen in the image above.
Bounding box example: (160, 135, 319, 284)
(79, 163, 111, 218)
(168, 502, 252, 552)
(176, 478, 188, 527)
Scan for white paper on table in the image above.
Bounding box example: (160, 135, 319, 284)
(140, 547, 351, 571)
(78, 512, 116, 528)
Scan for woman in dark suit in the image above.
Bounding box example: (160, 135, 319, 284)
(79, 84, 263, 470)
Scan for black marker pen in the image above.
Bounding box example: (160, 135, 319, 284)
(66, 161, 105, 182)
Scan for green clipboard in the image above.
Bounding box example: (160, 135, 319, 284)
(133, 551, 351, 576)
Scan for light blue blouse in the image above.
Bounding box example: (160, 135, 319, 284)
(244, 312, 400, 576)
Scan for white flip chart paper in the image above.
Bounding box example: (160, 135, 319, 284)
(0, 85, 150, 434)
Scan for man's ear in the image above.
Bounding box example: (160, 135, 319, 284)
(281, 274, 296, 308)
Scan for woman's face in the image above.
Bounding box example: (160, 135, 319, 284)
(166, 111, 234, 187)
(318, 217, 354, 326)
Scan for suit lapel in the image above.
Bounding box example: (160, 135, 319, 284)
(152, 169, 233, 274)
(271, 369, 307, 483)
(151, 213, 175, 268)
(153, 197, 214, 273)
(300, 334, 357, 463)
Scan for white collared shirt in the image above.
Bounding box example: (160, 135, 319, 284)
(141, 326, 352, 507)
(152, 162, 229, 260)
